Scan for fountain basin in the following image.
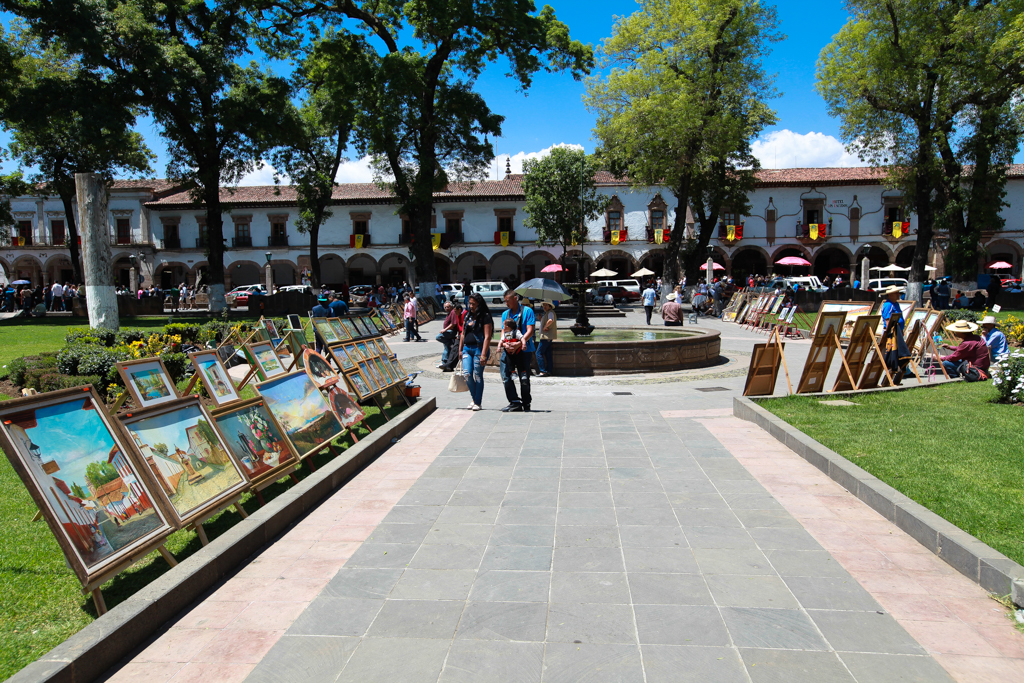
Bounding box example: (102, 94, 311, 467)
(485, 326, 721, 376)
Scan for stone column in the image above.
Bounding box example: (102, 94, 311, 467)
(76, 173, 119, 330)
(265, 263, 273, 293)
(129, 266, 138, 294)
(860, 257, 870, 291)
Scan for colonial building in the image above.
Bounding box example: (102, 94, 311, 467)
(3, 167, 1022, 289)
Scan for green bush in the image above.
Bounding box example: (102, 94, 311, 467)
(164, 323, 202, 343)
(991, 352, 1024, 404)
(115, 329, 148, 345)
(65, 328, 116, 347)
(7, 357, 29, 385)
(945, 309, 980, 323)
(58, 344, 131, 380)
(161, 352, 190, 383)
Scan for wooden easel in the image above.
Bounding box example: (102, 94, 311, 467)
(833, 315, 882, 392)
(83, 539, 179, 615)
(857, 314, 900, 390)
(743, 327, 792, 396)
(796, 326, 849, 394)
(187, 493, 249, 546)
(778, 305, 803, 339)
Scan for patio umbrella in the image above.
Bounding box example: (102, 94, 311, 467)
(514, 278, 572, 302)
(699, 262, 725, 271)
(631, 267, 655, 277)
(540, 263, 565, 273)
(870, 264, 910, 272)
(986, 260, 1013, 270)
(774, 256, 811, 267)
(590, 267, 618, 277)
(924, 265, 937, 272)
(10, 279, 31, 285)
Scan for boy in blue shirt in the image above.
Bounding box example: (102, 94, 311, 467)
(499, 290, 535, 412)
(329, 293, 349, 317)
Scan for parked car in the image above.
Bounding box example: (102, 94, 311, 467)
(226, 284, 265, 307)
(277, 285, 312, 295)
(594, 286, 641, 304)
(596, 278, 641, 295)
(349, 284, 374, 305)
(471, 281, 509, 305)
(763, 276, 826, 292)
(867, 278, 908, 293)
(441, 283, 465, 300)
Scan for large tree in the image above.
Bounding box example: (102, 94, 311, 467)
(12, 0, 292, 310)
(521, 147, 606, 272)
(817, 0, 1024, 294)
(261, 0, 592, 295)
(269, 34, 362, 289)
(3, 21, 153, 284)
(585, 0, 780, 289)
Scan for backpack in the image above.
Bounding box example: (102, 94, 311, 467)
(958, 361, 989, 383)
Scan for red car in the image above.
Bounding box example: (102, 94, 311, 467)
(594, 286, 641, 304)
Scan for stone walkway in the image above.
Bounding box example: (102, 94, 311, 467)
(102, 400, 1024, 682)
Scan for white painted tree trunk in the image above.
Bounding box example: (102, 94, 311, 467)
(76, 173, 119, 331)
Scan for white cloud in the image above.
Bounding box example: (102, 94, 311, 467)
(236, 161, 282, 186)
(334, 156, 376, 184)
(487, 142, 585, 178)
(752, 130, 862, 168)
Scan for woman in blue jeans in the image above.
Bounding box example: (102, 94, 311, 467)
(459, 293, 494, 410)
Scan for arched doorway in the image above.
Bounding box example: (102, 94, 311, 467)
(595, 250, 635, 278)
(731, 248, 769, 282)
(813, 247, 852, 281)
(523, 249, 558, 282)
(895, 245, 914, 269)
(455, 252, 488, 283)
(639, 251, 665, 279)
(319, 254, 346, 287)
(12, 256, 42, 286)
(271, 261, 296, 287)
(771, 247, 810, 276)
(346, 254, 377, 286)
(229, 261, 262, 287)
(490, 251, 522, 287)
(378, 253, 409, 286)
(434, 255, 452, 284)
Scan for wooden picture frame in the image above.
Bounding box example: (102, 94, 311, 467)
(0, 387, 175, 587)
(286, 313, 303, 331)
(210, 397, 297, 487)
(328, 343, 357, 372)
(255, 371, 346, 460)
(327, 318, 350, 342)
(303, 348, 340, 389)
(355, 341, 374, 361)
(345, 341, 365, 362)
(364, 358, 387, 388)
(339, 318, 360, 340)
(384, 356, 408, 383)
(326, 385, 366, 430)
(263, 319, 281, 344)
(345, 370, 373, 400)
(369, 313, 385, 334)
(357, 361, 380, 393)
(743, 341, 785, 396)
(188, 350, 241, 407)
(245, 341, 288, 381)
(797, 312, 847, 394)
(373, 357, 393, 386)
(833, 314, 882, 392)
(121, 397, 250, 527)
(312, 317, 341, 345)
(117, 358, 179, 410)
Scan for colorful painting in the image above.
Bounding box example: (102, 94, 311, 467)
(330, 344, 356, 371)
(373, 357, 393, 386)
(383, 356, 405, 383)
(256, 372, 345, 460)
(313, 318, 340, 344)
(340, 318, 359, 339)
(117, 358, 178, 409)
(327, 385, 365, 429)
(370, 314, 385, 333)
(246, 342, 286, 381)
(358, 361, 379, 392)
(303, 348, 340, 389)
(346, 371, 371, 399)
(123, 399, 247, 523)
(346, 342, 364, 362)
(365, 358, 386, 387)
(0, 390, 173, 584)
(353, 317, 373, 337)
(355, 342, 373, 360)
(190, 351, 239, 406)
(328, 318, 349, 342)
(212, 399, 295, 482)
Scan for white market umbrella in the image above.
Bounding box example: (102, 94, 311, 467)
(590, 268, 618, 278)
(631, 267, 655, 277)
(924, 265, 937, 272)
(514, 278, 572, 302)
(870, 265, 910, 272)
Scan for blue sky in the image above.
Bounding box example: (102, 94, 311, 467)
(0, 1, 935, 183)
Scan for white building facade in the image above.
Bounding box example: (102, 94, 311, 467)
(3, 167, 1022, 290)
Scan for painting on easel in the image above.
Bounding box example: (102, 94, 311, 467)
(256, 372, 345, 460)
(0, 388, 175, 586)
(189, 350, 240, 407)
(211, 399, 296, 484)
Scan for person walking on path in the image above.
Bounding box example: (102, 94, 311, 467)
(641, 282, 657, 324)
(499, 290, 535, 412)
(459, 293, 493, 410)
(50, 281, 63, 311)
(536, 300, 557, 376)
(404, 293, 423, 342)
(437, 301, 462, 370)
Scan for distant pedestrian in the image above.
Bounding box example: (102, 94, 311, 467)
(404, 294, 422, 342)
(536, 301, 557, 377)
(641, 283, 657, 325)
(661, 299, 684, 327)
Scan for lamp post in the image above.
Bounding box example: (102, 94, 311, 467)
(129, 254, 138, 293)
(706, 245, 715, 287)
(264, 251, 273, 293)
(568, 151, 595, 336)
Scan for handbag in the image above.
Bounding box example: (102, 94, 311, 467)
(448, 369, 469, 393)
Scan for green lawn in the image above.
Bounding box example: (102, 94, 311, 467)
(758, 383, 1024, 568)
(0, 317, 171, 371)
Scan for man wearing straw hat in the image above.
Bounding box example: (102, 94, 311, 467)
(980, 316, 1009, 362)
(939, 320, 991, 378)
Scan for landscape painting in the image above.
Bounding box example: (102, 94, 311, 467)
(347, 371, 371, 399)
(123, 400, 248, 523)
(246, 342, 286, 380)
(118, 358, 178, 409)
(0, 389, 173, 584)
(358, 361, 380, 392)
(256, 372, 345, 459)
(328, 318, 349, 341)
(330, 344, 356, 371)
(190, 350, 240, 406)
(313, 318, 340, 344)
(340, 318, 359, 339)
(212, 399, 296, 482)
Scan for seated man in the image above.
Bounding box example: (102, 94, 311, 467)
(661, 298, 684, 327)
(939, 320, 990, 378)
(980, 315, 1009, 362)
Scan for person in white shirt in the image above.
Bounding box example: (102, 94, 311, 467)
(50, 281, 63, 311)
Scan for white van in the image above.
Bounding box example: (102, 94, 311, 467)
(596, 279, 641, 295)
(868, 278, 908, 293)
(471, 281, 509, 305)
(441, 283, 464, 299)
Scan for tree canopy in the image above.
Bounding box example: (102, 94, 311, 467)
(586, 0, 780, 287)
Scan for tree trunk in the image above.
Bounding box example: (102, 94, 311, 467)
(309, 221, 322, 289)
(75, 172, 118, 330)
(907, 153, 935, 305)
(662, 175, 693, 289)
(56, 180, 84, 284)
(204, 186, 227, 312)
(409, 198, 437, 294)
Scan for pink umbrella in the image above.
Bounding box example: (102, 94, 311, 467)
(700, 262, 725, 271)
(540, 263, 565, 273)
(775, 256, 812, 266)
(986, 260, 1013, 270)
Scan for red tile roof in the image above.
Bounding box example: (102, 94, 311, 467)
(110, 178, 183, 196)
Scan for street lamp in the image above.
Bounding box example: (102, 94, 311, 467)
(706, 245, 715, 286)
(264, 251, 272, 265)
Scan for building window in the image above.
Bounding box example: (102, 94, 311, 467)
(271, 221, 288, 246)
(885, 205, 903, 223)
(116, 218, 131, 245)
(721, 210, 739, 225)
(498, 216, 513, 232)
(163, 223, 180, 249)
(804, 207, 821, 225)
(607, 211, 621, 231)
(446, 217, 460, 234)
(651, 211, 664, 231)
(234, 221, 252, 248)
(353, 220, 368, 235)
(51, 220, 65, 246)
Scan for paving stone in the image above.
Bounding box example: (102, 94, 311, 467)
(554, 525, 621, 547)
(365, 523, 433, 544)
(550, 572, 631, 604)
(502, 491, 559, 507)
(496, 505, 558, 525)
(287, 598, 383, 637)
(344, 542, 419, 568)
(633, 605, 730, 646)
(541, 642, 644, 683)
(436, 506, 501, 524)
(335, 637, 450, 683)
(837, 652, 956, 682)
(366, 600, 466, 639)
(322, 568, 404, 600)
(704, 575, 800, 609)
(765, 549, 852, 579)
(627, 572, 714, 605)
(390, 569, 477, 600)
(641, 645, 748, 683)
(424, 523, 494, 546)
(811, 611, 929, 655)
(438, 639, 544, 683)
(245, 635, 359, 683)
(555, 507, 618, 526)
(491, 524, 556, 546)
(719, 607, 829, 650)
(382, 505, 445, 525)
(692, 547, 774, 575)
(469, 570, 550, 602)
(738, 648, 856, 683)
(618, 525, 687, 548)
(408, 543, 487, 570)
(455, 601, 549, 641)
(479, 545, 553, 571)
(783, 576, 884, 611)
(552, 546, 626, 573)
(622, 547, 700, 574)
(546, 603, 637, 644)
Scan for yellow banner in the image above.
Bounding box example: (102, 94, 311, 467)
(809, 224, 818, 240)
(354, 234, 363, 249)
(611, 230, 620, 245)
(892, 221, 902, 238)
(727, 225, 735, 241)
(654, 228, 664, 244)
(431, 234, 441, 250)
(500, 231, 509, 247)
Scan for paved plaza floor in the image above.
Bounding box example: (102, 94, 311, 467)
(102, 307, 1023, 682)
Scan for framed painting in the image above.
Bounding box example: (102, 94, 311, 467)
(329, 344, 357, 372)
(328, 318, 350, 342)
(392, 357, 409, 378)
(117, 358, 179, 410)
(384, 356, 408, 383)
(373, 357, 393, 386)
(361, 316, 380, 337)
(345, 370, 372, 400)
(189, 350, 240, 407)
(364, 358, 387, 388)
(285, 330, 309, 363)
(245, 341, 287, 381)
(256, 371, 345, 460)
(814, 311, 847, 341)
(210, 398, 296, 485)
(0, 388, 175, 587)
(303, 348, 340, 389)
(286, 313, 303, 331)
(370, 313, 385, 333)
(348, 316, 369, 338)
(340, 318, 360, 340)
(313, 318, 340, 345)
(121, 397, 249, 527)
(358, 361, 380, 393)
(263, 319, 281, 345)
(326, 385, 365, 430)
(345, 341, 365, 362)
(355, 341, 374, 361)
